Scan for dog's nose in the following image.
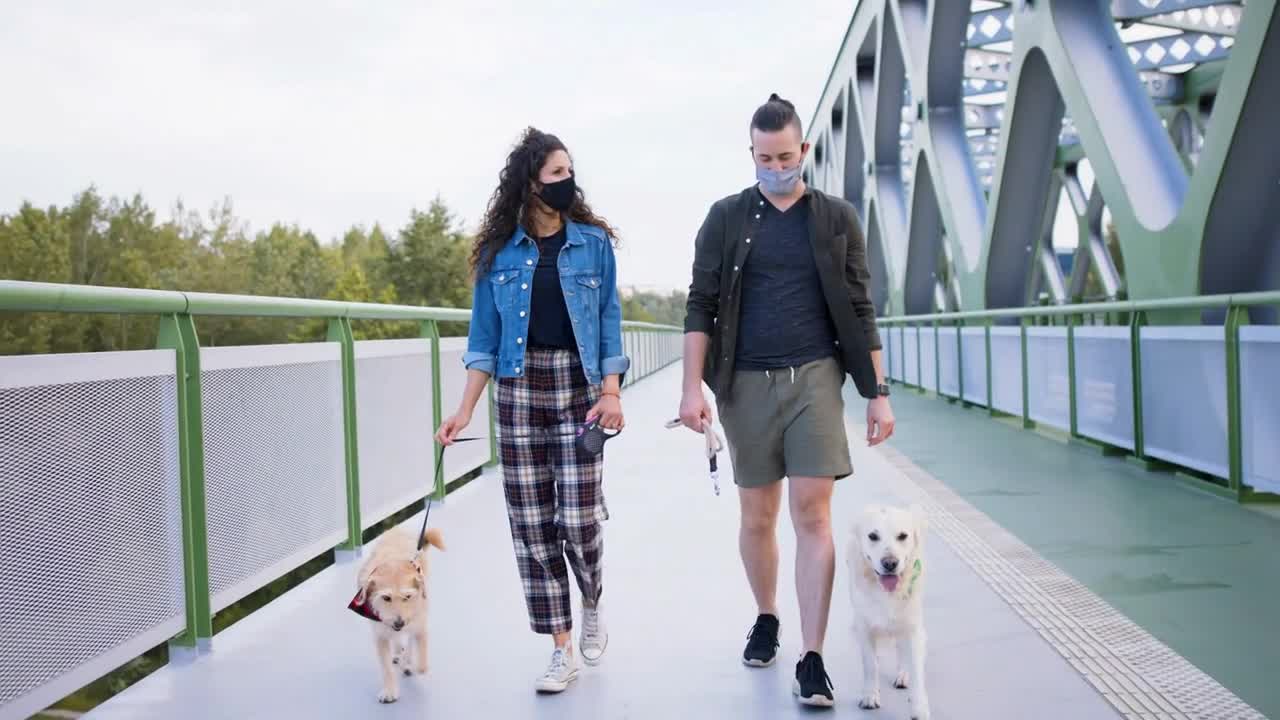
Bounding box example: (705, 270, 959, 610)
(881, 557, 899, 573)
(392, 619, 405, 631)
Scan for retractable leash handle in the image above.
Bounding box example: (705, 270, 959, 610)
(575, 416, 622, 456)
(663, 417, 725, 496)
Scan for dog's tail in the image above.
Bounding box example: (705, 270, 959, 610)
(421, 527, 445, 551)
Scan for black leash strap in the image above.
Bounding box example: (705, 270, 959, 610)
(418, 437, 485, 550)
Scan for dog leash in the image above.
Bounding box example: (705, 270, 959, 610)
(664, 417, 725, 495)
(419, 414, 617, 547)
(348, 437, 484, 622)
(417, 436, 486, 550)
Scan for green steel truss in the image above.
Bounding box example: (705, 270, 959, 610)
(804, 0, 1279, 322)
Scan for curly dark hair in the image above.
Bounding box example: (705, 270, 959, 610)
(471, 127, 620, 276)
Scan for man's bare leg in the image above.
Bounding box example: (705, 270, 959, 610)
(738, 481, 784, 616)
(789, 475, 835, 655)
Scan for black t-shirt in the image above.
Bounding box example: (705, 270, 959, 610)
(734, 192, 838, 370)
(528, 226, 577, 350)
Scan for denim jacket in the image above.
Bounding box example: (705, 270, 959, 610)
(463, 220, 630, 386)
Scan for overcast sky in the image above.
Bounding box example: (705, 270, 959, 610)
(1, 1, 856, 293)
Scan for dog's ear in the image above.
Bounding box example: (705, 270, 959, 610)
(356, 577, 376, 604)
(908, 504, 928, 545)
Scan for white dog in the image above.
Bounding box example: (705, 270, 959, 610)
(846, 504, 930, 719)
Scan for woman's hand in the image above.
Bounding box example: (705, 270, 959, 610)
(435, 409, 473, 446)
(588, 393, 625, 431)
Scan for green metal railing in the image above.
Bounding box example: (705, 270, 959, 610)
(878, 290, 1280, 505)
(0, 280, 682, 657)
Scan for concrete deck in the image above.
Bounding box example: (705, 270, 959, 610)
(85, 365, 1260, 719)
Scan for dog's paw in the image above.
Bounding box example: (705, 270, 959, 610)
(894, 671, 909, 689)
(910, 708, 931, 720)
(377, 687, 400, 704)
(858, 691, 882, 710)
(413, 660, 428, 676)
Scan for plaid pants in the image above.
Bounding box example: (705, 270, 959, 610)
(496, 347, 607, 635)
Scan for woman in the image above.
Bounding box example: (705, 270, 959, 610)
(435, 127, 628, 694)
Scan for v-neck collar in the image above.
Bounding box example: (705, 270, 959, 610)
(756, 185, 811, 216)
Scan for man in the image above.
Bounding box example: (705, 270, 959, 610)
(678, 93, 895, 708)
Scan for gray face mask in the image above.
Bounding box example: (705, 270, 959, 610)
(756, 163, 803, 195)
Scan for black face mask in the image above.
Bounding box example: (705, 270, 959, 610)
(537, 174, 576, 212)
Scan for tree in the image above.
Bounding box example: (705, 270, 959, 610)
(0, 187, 481, 354)
(385, 198, 472, 310)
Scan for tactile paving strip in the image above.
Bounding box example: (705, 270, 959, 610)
(879, 445, 1265, 720)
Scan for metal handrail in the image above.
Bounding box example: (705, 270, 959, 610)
(0, 280, 684, 330)
(876, 289, 1280, 324)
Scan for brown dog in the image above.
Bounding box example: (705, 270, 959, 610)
(355, 525, 445, 703)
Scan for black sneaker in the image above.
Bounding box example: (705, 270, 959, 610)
(742, 613, 780, 667)
(793, 651, 835, 707)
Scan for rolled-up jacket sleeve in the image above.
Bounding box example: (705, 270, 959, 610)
(462, 271, 499, 374)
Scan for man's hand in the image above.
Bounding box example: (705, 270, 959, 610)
(866, 396, 895, 446)
(679, 389, 713, 433)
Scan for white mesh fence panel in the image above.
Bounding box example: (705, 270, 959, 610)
(1140, 327, 1228, 479)
(622, 333, 636, 387)
(0, 350, 185, 719)
(904, 327, 920, 386)
(1073, 327, 1135, 450)
(1026, 327, 1070, 431)
(200, 343, 347, 612)
(938, 327, 960, 398)
(890, 327, 904, 381)
(354, 340, 435, 529)
(1240, 326, 1280, 494)
(960, 327, 988, 406)
(920, 327, 938, 392)
(883, 326, 894, 381)
(990, 327, 1024, 416)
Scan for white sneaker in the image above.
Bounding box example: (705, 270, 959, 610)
(534, 646, 579, 693)
(579, 601, 608, 665)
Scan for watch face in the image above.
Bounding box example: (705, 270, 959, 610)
(877, 383, 891, 397)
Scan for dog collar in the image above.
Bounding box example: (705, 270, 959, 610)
(906, 558, 923, 597)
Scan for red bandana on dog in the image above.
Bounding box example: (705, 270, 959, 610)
(348, 591, 381, 622)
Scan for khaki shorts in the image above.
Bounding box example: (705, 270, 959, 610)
(715, 356, 852, 488)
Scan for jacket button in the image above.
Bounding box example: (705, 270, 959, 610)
(520, 311, 526, 317)
(734, 266, 739, 272)
(745, 238, 751, 244)
(526, 259, 533, 265)
(517, 337, 523, 344)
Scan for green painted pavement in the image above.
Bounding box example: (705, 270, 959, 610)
(853, 388, 1280, 719)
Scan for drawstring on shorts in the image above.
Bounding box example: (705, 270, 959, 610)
(763, 367, 797, 383)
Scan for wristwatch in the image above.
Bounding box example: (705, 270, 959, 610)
(876, 383, 891, 397)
